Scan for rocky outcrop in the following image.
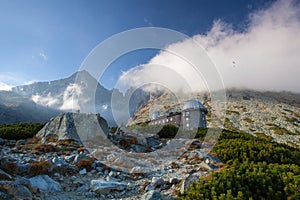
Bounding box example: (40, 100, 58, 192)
(36, 113, 109, 144)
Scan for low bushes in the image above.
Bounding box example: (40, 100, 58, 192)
(157, 124, 179, 138)
(0, 123, 44, 140)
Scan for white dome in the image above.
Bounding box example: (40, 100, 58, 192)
(183, 100, 207, 112)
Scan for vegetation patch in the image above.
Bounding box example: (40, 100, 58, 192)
(0, 123, 44, 140)
(157, 124, 179, 138)
(254, 132, 273, 141)
(28, 159, 52, 177)
(178, 129, 300, 199)
(269, 124, 297, 135)
(294, 112, 300, 118)
(243, 118, 253, 123)
(224, 118, 237, 131)
(285, 117, 300, 124)
(226, 110, 240, 115)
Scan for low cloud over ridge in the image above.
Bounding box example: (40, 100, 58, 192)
(119, 0, 300, 93)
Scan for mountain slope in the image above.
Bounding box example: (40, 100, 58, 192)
(6, 70, 150, 126)
(0, 91, 60, 124)
(132, 89, 300, 147)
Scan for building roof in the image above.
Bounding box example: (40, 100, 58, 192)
(182, 100, 207, 112)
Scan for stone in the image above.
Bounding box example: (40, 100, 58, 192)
(151, 177, 165, 188)
(16, 139, 26, 146)
(0, 181, 33, 200)
(146, 136, 161, 148)
(0, 191, 12, 200)
(180, 174, 200, 194)
(29, 175, 62, 193)
(169, 178, 179, 185)
(108, 170, 117, 177)
(52, 157, 68, 167)
(17, 163, 29, 175)
(90, 179, 126, 194)
(141, 190, 175, 200)
(131, 144, 149, 153)
(0, 169, 13, 181)
(36, 113, 109, 144)
(136, 136, 148, 146)
(79, 168, 87, 175)
(95, 167, 103, 172)
(64, 155, 75, 163)
(76, 184, 89, 192)
(74, 153, 90, 164)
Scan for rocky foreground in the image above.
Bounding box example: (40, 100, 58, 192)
(0, 113, 222, 200)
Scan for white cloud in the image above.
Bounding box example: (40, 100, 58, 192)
(119, 0, 300, 93)
(39, 50, 48, 61)
(101, 104, 108, 111)
(32, 93, 60, 108)
(60, 83, 91, 111)
(0, 82, 12, 91)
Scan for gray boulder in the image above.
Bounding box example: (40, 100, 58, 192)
(0, 181, 32, 200)
(90, 179, 126, 194)
(36, 113, 109, 144)
(142, 190, 175, 200)
(29, 175, 62, 193)
(180, 174, 200, 194)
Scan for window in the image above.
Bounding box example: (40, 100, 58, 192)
(186, 111, 190, 116)
(170, 118, 173, 121)
(166, 119, 169, 122)
(186, 118, 189, 121)
(186, 123, 189, 127)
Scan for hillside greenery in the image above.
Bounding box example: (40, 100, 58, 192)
(178, 129, 300, 200)
(0, 122, 44, 140)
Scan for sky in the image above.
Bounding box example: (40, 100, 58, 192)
(1, 0, 299, 93)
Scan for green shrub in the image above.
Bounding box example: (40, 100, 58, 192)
(0, 122, 44, 140)
(179, 161, 300, 200)
(157, 124, 179, 138)
(178, 129, 300, 199)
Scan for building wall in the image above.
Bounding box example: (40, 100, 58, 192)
(149, 109, 206, 130)
(181, 109, 206, 130)
(149, 113, 181, 127)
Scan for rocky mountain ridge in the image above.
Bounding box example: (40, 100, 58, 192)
(0, 71, 151, 126)
(132, 89, 300, 147)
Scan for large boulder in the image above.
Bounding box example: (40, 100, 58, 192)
(29, 175, 62, 193)
(0, 181, 32, 200)
(90, 179, 126, 194)
(36, 113, 109, 144)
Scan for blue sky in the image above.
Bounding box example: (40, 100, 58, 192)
(0, 0, 278, 89)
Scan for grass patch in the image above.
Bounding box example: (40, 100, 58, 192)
(269, 124, 296, 135)
(243, 118, 253, 123)
(226, 110, 240, 115)
(254, 132, 272, 141)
